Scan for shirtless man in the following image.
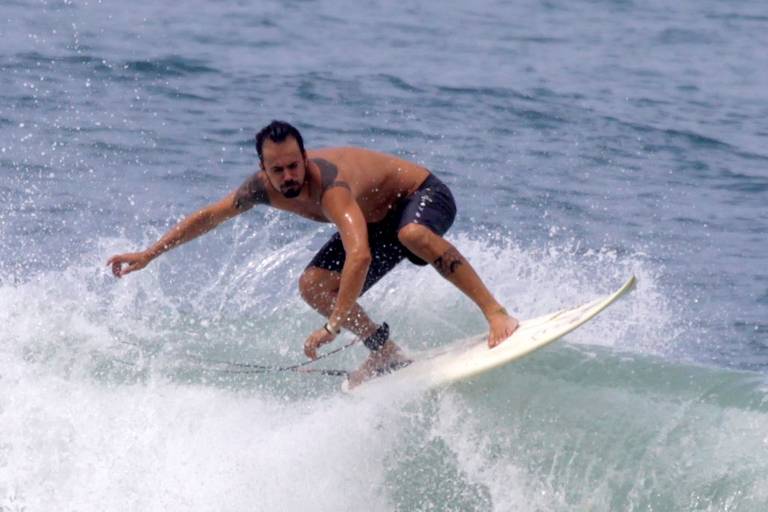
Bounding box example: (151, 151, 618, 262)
(108, 120, 519, 387)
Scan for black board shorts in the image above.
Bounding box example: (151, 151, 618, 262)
(307, 173, 457, 294)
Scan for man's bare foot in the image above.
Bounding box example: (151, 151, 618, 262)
(487, 313, 519, 348)
(346, 340, 411, 389)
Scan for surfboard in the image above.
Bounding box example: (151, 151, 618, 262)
(342, 275, 636, 394)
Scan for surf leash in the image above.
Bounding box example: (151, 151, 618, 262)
(193, 322, 394, 377)
(189, 336, 360, 377)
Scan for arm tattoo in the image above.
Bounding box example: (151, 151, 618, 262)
(314, 158, 351, 193)
(432, 247, 464, 278)
(233, 172, 270, 210)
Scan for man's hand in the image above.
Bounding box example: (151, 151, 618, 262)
(304, 326, 337, 360)
(107, 251, 152, 278)
(487, 309, 520, 348)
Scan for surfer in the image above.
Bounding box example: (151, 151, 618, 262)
(107, 120, 519, 387)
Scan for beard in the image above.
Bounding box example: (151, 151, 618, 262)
(280, 180, 302, 198)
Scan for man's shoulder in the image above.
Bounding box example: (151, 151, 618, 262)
(309, 147, 396, 177)
(233, 170, 269, 209)
(308, 146, 379, 160)
(312, 157, 351, 196)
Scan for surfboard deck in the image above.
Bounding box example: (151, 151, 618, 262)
(342, 275, 636, 395)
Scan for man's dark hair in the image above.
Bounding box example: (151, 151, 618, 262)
(254, 120, 306, 162)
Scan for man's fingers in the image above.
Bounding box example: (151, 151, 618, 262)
(109, 255, 148, 278)
(305, 331, 335, 360)
(108, 254, 127, 277)
(304, 340, 317, 360)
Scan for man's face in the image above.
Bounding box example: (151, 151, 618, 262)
(261, 136, 307, 199)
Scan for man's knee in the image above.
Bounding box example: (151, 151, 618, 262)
(398, 223, 443, 256)
(298, 267, 339, 303)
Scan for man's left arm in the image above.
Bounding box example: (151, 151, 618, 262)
(304, 186, 371, 359)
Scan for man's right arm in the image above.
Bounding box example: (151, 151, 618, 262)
(107, 172, 268, 278)
(107, 191, 243, 278)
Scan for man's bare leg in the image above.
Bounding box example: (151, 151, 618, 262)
(299, 267, 379, 338)
(299, 267, 410, 386)
(397, 224, 519, 347)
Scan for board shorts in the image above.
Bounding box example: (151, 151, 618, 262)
(307, 173, 457, 294)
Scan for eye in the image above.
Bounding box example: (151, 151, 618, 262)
(287, 162, 298, 170)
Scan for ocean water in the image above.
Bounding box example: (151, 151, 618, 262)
(1, 0, 767, 510)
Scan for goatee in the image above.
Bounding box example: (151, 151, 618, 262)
(281, 181, 302, 198)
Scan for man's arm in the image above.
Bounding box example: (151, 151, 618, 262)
(107, 190, 244, 278)
(321, 186, 371, 331)
(303, 185, 371, 360)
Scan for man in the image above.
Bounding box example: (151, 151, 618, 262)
(108, 120, 519, 387)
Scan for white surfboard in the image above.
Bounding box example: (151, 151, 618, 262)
(342, 275, 636, 395)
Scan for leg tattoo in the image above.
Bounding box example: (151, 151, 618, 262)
(432, 247, 464, 278)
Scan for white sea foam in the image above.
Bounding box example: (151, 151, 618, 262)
(0, 231, 753, 511)
(0, 370, 411, 511)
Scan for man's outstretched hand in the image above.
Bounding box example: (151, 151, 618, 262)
(107, 251, 151, 278)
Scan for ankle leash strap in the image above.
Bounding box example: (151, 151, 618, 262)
(363, 323, 389, 351)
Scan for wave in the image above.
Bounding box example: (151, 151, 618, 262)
(2, 333, 766, 510)
(1, 230, 761, 510)
(429, 345, 768, 511)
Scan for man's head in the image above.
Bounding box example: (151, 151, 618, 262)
(255, 120, 307, 199)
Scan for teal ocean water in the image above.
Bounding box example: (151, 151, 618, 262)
(1, 0, 767, 510)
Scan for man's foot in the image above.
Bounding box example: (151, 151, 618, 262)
(487, 312, 519, 348)
(346, 340, 411, 389)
